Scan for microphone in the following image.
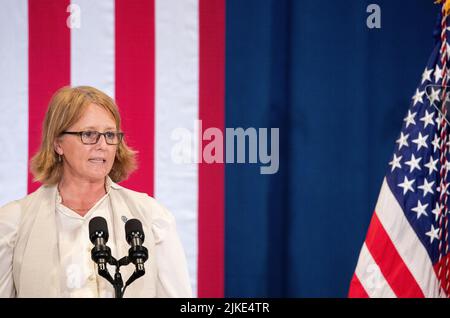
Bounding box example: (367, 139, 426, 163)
(86, 217, 149, 297)
(125, 219, 148, 272)
(89, 216, 111, 272)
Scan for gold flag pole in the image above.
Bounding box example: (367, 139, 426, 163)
(436, 0, 450, 15)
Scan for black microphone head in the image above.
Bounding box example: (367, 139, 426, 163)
(125, 218, 145, 244)
(89, 216, 109, 243)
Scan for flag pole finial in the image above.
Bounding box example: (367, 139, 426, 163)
(436, 0, 450, 16)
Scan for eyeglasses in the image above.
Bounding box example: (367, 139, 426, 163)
(61, 131, 124, 145)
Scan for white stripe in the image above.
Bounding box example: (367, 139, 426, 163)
(355, 243, 396, 297)
(70, 0, 115, 98)
(155, 0, 199, 295)
(376, 178, 441, 297)
(0, 0, 28, 207)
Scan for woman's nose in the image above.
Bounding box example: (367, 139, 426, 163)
(95, 133, 108, 148)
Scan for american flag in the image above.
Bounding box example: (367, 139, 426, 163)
(349, 9, 450, 298)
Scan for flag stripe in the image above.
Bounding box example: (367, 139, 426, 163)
(198, 0, 225, 297)
(353, 243, 395, 297)
(0, 0, 28, 207)
(348, 274, 369, 298)
(115, 0, 155, 195)
(365, 211, 424, 297)
(433, 253, 450, 289)
(4, 0, 225, 296)
(379, 178, 441, 297)
(154, 0, 199, 295)
(70, 0, 115, 98)
(28, 0, 71, 193)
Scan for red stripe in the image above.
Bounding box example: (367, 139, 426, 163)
(115, 0, 155, 196)
(348, 274, 369, 298)
(198, 0, 225, 297)
(433, 252, 450, 295)
(365, 212, 424, 297)
(28, 0, 71, 193)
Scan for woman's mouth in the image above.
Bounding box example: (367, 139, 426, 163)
(88, 158, 106, 164)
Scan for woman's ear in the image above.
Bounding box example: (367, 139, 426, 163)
(54, 139, 63, 155)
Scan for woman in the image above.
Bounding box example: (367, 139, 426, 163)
(0, 86, 192, 297)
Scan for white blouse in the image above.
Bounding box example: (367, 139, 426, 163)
(55, 190, 114, 298)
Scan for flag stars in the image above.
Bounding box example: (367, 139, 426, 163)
(422, 68, 433, 84)
(411, 200, 428, 219)
(405, 154, 422, 173)
(418, 179, 434, 197)
(412, 132, 428, 151)
(420, 110, 435, 128)
(396, 132, 409, 150)
(432, 134, 441, 152)
(434, 64, 443, 83)
(403, 110, 417, 128)
(412, 89, 425, 106)
(424, 156, 438, 175)
(425, 224, 440, 244)
(436, 113, 443, 130)
(432, 202, 442, 222)
(398, 176, 415, 195)
(428, 87, 441, 105)
(389, 154, 402, 172)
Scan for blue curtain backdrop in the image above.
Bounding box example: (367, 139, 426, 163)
(225, 0, 438, 297)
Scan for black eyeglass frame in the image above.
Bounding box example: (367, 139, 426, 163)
(61, 131, 124, 145)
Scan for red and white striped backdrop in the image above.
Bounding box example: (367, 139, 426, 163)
(0, 0, 224, 297)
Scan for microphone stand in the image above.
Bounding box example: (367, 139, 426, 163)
(91, 249, 146, 298)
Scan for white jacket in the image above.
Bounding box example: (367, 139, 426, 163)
(0, 179, 192, 298)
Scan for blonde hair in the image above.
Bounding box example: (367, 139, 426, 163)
(30, 86, 137, 185)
